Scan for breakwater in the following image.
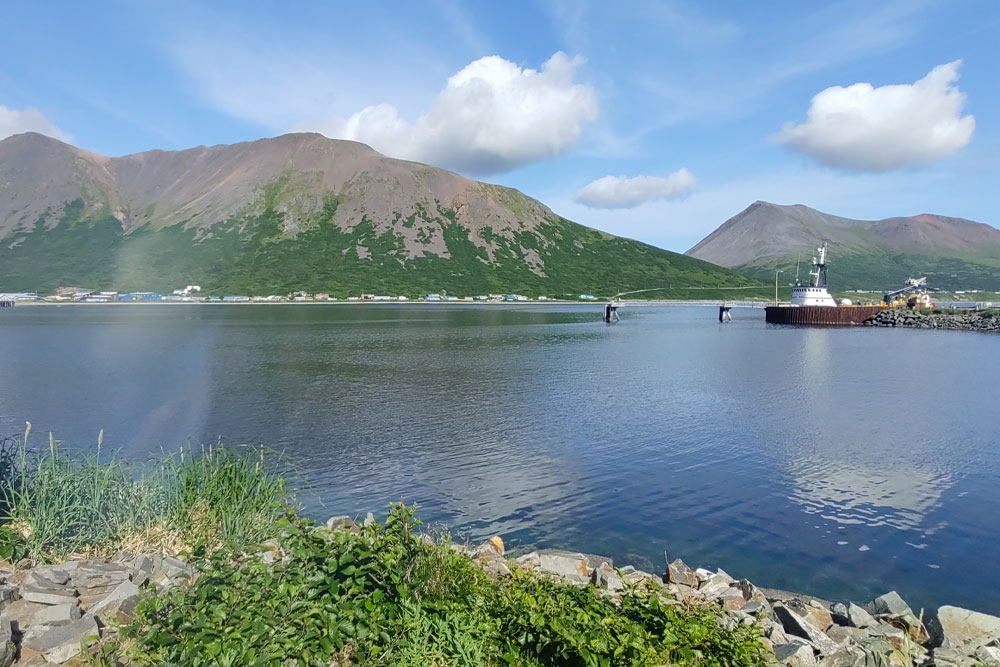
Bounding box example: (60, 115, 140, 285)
(865, 309, 1000, 332)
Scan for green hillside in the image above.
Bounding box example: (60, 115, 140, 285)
(739, 249, 1000, 292)
(1, 193, 766, 299)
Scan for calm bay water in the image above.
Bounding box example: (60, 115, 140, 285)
(1, 303, 999, 613)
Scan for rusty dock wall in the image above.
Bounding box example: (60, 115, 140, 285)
(764, 305, 885, 326)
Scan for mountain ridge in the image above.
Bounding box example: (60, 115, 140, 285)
(686, 201, 1000, 290)
(0, 132, 761, 297)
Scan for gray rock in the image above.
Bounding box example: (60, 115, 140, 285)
(31, 602, 81, 627)
(774, 603, 841, 656)
(742, 600, 773, 619)
(775, 642, 818, 667)
(848, 603, 876, 628)
(766, 620, 791, 645)
(817, 646, 867, 667)
(871, 591, 912, 617)
(0, 586, 17, 612)
(826, 624, 868, 646)
(88, 580, 141, 623)
(0, 616, 13, 667)
(324, 516, 358, 532)
(974, 646, 1000, 666)
(936, 605, 1000, 651)
(130, 553, 154, 586)
(20, 584, 78, 606)
(870, 622, 909, 655)
(933, 647, 981, 667)
(21, 615, 99, 664)
(2, 598, 49, 631)
(536, 550, 610, 584)
(590, 562, 623, 592)
(515, 551, 540, 569)
(666, 558, 700, 588)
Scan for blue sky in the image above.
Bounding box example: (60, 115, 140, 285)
(1, 0, 997, 251)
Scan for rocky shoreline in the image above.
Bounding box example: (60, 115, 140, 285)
(2, 516, 998, 666)
(865, 309, 1000, 332)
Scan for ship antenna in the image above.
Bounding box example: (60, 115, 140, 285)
(795, 254, 801, 285)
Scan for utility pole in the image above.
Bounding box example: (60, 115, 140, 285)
(775, 270, 783, 305)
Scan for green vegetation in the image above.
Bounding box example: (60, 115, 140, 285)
(1, 432, 769, 667)
(742, 249, 1000, 292)
(121, 505, 767, 667)
(0, 191, 769, 299)
(0, 425, 290, 563)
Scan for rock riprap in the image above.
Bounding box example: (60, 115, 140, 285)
(0, 554, 192, 665)
(865, 309, 1000, 332)
(414, 521, 1000, 667)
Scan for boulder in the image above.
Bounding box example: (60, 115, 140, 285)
(88, 579, 141, 623)
(871, 591, 913, 617)
(717, 588, 747, 611)
(0, 585, 17, 612)
(933, 647, 981, 667)
(324, 516, 359, 533)
(536, 550, 610, 584)
(2, 598, 48, 631)
(817, 646, 867, 667)
(0, 617, 13, 667)
(515, 552, 540, 569)
(20, 615, 99, 664)
(870, 622, 909, 654)
(825, 624, 869, 646)
(774, 603, 841, 656)
(130, 554, 154, 586)
(974, 646, 1000, 666)
(473, 536, 504, 561)
(31, 602, 82, 627)
(848, 602, 876, 628)
(666, 559, 700, 588)
(775, 642, 818, 667)
(830, 602, 849, 626)
(936, 605, 1000, 651)
(590, 562, 623, 593)
(804, 604, 834, 631)
(20, 583, 78, 606)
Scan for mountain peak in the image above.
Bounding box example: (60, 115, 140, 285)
(687, 201, 1000, 290)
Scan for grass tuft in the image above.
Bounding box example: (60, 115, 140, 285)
(0, 425, 292, 564)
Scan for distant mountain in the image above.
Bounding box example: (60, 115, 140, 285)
(0, 132, 761, 297)
(687, 201, 1000, 291)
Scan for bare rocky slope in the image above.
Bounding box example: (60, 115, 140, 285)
(686, 201, 1000, 291)
(0, 132, 760, 296)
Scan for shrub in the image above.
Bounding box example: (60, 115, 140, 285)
(122, 504, 769, 667)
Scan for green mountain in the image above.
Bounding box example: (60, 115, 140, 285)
(686, 201, 1000, 291)
(0, 132, 763, 298)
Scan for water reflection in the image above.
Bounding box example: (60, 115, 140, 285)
(1, 305, 999, 613)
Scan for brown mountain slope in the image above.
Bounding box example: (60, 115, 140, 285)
(0, 132, 554, 265)
(0, 132, 762, 296)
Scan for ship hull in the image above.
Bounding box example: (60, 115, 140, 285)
(765, 305, 885, 326)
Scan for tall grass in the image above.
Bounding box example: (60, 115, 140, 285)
(0, 423, 293, 564)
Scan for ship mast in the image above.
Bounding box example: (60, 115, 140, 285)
(809, 243, 828, 288)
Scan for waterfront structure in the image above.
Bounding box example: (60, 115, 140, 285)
(766, 245, 884, 325)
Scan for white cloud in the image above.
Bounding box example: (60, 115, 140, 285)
(312, 52, 598, 175)
(775, 60, 975, 171)
(0, 105, 72, 143)
(574, 170, 696, 209)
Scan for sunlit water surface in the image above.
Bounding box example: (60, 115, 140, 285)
(2, 304, 998, 613)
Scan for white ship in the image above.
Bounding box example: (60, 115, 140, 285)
(790, 243, 837, 307)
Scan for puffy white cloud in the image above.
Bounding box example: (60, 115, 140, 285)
(574, 170, 696, 209)
(0, 105, 72, 143)
(775, 61, 974, 171)
(315, 52, 598, 175)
